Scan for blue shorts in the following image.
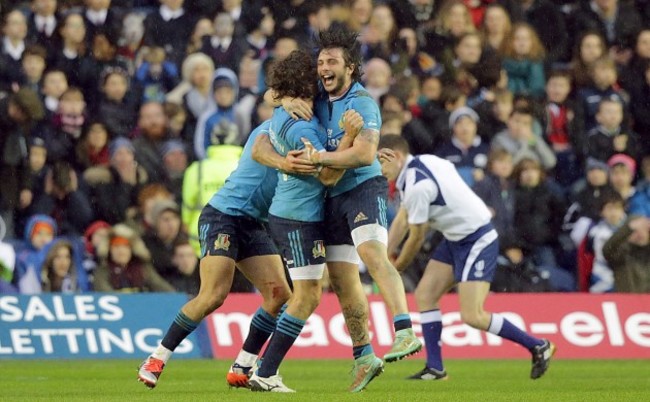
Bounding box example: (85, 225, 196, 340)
(324, 176, 389, 246)
(198, 205, 278, 261)
(268, 215, 326, 270)
(430, 224, 499, 282)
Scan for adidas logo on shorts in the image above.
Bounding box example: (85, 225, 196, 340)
(354, 212, 368, 223)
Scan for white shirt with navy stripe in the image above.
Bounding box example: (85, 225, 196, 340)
(396, 154, 492, 241)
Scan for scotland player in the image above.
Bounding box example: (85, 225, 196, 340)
(249, 50, 384, 393)
(379, 134, 556, 381)
(264, 27, 422, 364)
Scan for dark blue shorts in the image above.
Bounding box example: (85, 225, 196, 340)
(324, 176, 389, 246)
(198, 205, 278, 261)
(268, 215, 326, 271)
(431, 224, 499, 282)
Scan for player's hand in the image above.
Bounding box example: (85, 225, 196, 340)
(377, 148, 396, 164)
(282, 97, 313, 121)
(282, 149, 318, 175)
(300, 137, 322, 164)
(342, 110, 364, 139)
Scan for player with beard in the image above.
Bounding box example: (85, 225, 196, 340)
(259, 27, 422, 364)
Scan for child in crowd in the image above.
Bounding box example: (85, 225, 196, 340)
(21, 45, 48, 94)
(76, 122, 110, 172)
(15, 138, 49, 236)
(97, 67, 137, 138)
(585, 192, 626, 293)
(47, 87, 87, 163)
(607, 153, 637, 205)
(134, 47, 180, 104)
(587, 99, 637, 163)
(41, 239, 78, 293)
(578, 57, 627, 131)
(501, 23, 546, 99)
(14, 215, 57, 294)
(41, 69, 69, 116)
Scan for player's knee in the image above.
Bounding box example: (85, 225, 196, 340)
(197, 287, 228, 313)
(414, 284, 430, 307)
(460, 310, 487, 330)
(296, 283, 322, 312)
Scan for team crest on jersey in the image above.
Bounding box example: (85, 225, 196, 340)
(214, 234, 231, 251)
(312, 240, 326, 258)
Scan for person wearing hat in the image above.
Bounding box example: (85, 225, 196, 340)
(608, 153, 637, 204)
(160, 139, 188, 203)
(193, 68, 242, 159)
(435, 106, 489, 186)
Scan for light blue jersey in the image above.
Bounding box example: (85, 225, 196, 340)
(268, 108, 327, 222)
(314, 81, 382, 197)
(209, 121, 277, 221)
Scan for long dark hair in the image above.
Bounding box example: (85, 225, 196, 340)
(267, 49, 317, 100)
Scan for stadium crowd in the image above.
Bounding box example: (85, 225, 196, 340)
(0, 0, 649, 295)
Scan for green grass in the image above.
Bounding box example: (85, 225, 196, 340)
(1, 359, 648, 401)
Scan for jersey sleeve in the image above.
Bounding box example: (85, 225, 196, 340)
(350, 95, 381, 132)
(287, 122, 325, 151)
(403, 175, 438, 225)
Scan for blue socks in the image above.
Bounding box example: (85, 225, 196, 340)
(161, 311, 200, 351)
(352, 344, 374, 360)
(257, 312, 305, 378)
(487, 313, 543, 350)
(420, 309, 443, 371)
(394, 313, 412, 332)
(242, 307, 278, 355)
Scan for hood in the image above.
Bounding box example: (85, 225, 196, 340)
(212, 67, 240, 101)
(24, 215, 58, 244)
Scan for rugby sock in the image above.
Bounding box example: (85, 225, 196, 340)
(420, 309, 444, 371)
(487, 313, 543, 350)
(353, 344, 374, 360)
(394, 313, 413, 332)
(257, 312, 305, 378)
(160, 311, 199, 352)
(241, 307, 277, 357)
(258, 304, 287, 361)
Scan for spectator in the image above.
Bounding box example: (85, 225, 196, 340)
(76, 121, 110, 172)
(586, 98, 637, 162)
(480, 3, 511, 53)
(45, 87, 87, 163)
(491, 105, 557, 170)
(585, 191, 626, 293)
(473, 147, 517, 253)
(41, 69, 69, 116)
(570, 30, 607, 91)
(133, 101, 169, 183)
(15, 137, 49, 237)
(81, 219, 110, 278)
(540, 70, 585, 188)
(94, 223, 175, 292)
(440, 32, 485, 97)
(13, 214, 56, 294)
(476, 88, 512, 142)
(501, 23, 546, 99)
(420, 0, 476, 61)
(133, 46, 179, 104)
(83, 0, 124, 47)
(234, 56, 261, 137)
(160, 139, 187, 203)
(142, 199, 185, 280)
(380, 89, 434, 155)
(88, 137, 148, 224)
(27, 0, 60, 61)
(602, 215, 650, 293)
(620, 29, 650, 93)
(628, 179, 650, 218)
(577, 56, 627, 131)
(0, 9, 29, 92)
(435, 106, 488, 186)
(518, 0, 568, 64)
(96, 67, 137, 138)
(511, 157, 573, 291)
(200, 13, 248, 74)
(31, 160, 94, 236)
(0, 88, 45, 239)
(134, 183, 174, 235)
(628, 59, 650, 154)
(167, 237, 199, 296)
(359, 3, 398, 62)
(21, 45, 48, 94)
(52, 12, 86, 86)
(389, 0, 438, 32)
(363, 58, 392, 103)
(116, 12, 145, 71)
(193, 68, 242, 159)
(40, 239, 80, 293)
(607, 153, 637, 205)
(186, 17, 213, 56)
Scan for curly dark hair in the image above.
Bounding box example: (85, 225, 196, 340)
(267, 49, 317, 100)
(317, 27, 364, 82)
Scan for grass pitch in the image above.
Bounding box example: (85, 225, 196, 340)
(1, 359, 648, 401)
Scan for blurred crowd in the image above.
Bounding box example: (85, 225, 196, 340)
(0, 0, 649, 295)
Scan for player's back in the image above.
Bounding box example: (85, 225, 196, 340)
(400, 154, 492, 241)
(268, 108, 327, 222)
(209, 120, 278, 221)
(314, 82, 383, 197)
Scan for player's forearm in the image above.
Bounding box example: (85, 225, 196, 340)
(394, 230, 426, 272)
(317, 139, 376, 168)
(252, 133, 284, 170)
(317, 134, 355, 185)
(387, 208, 409, 256)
